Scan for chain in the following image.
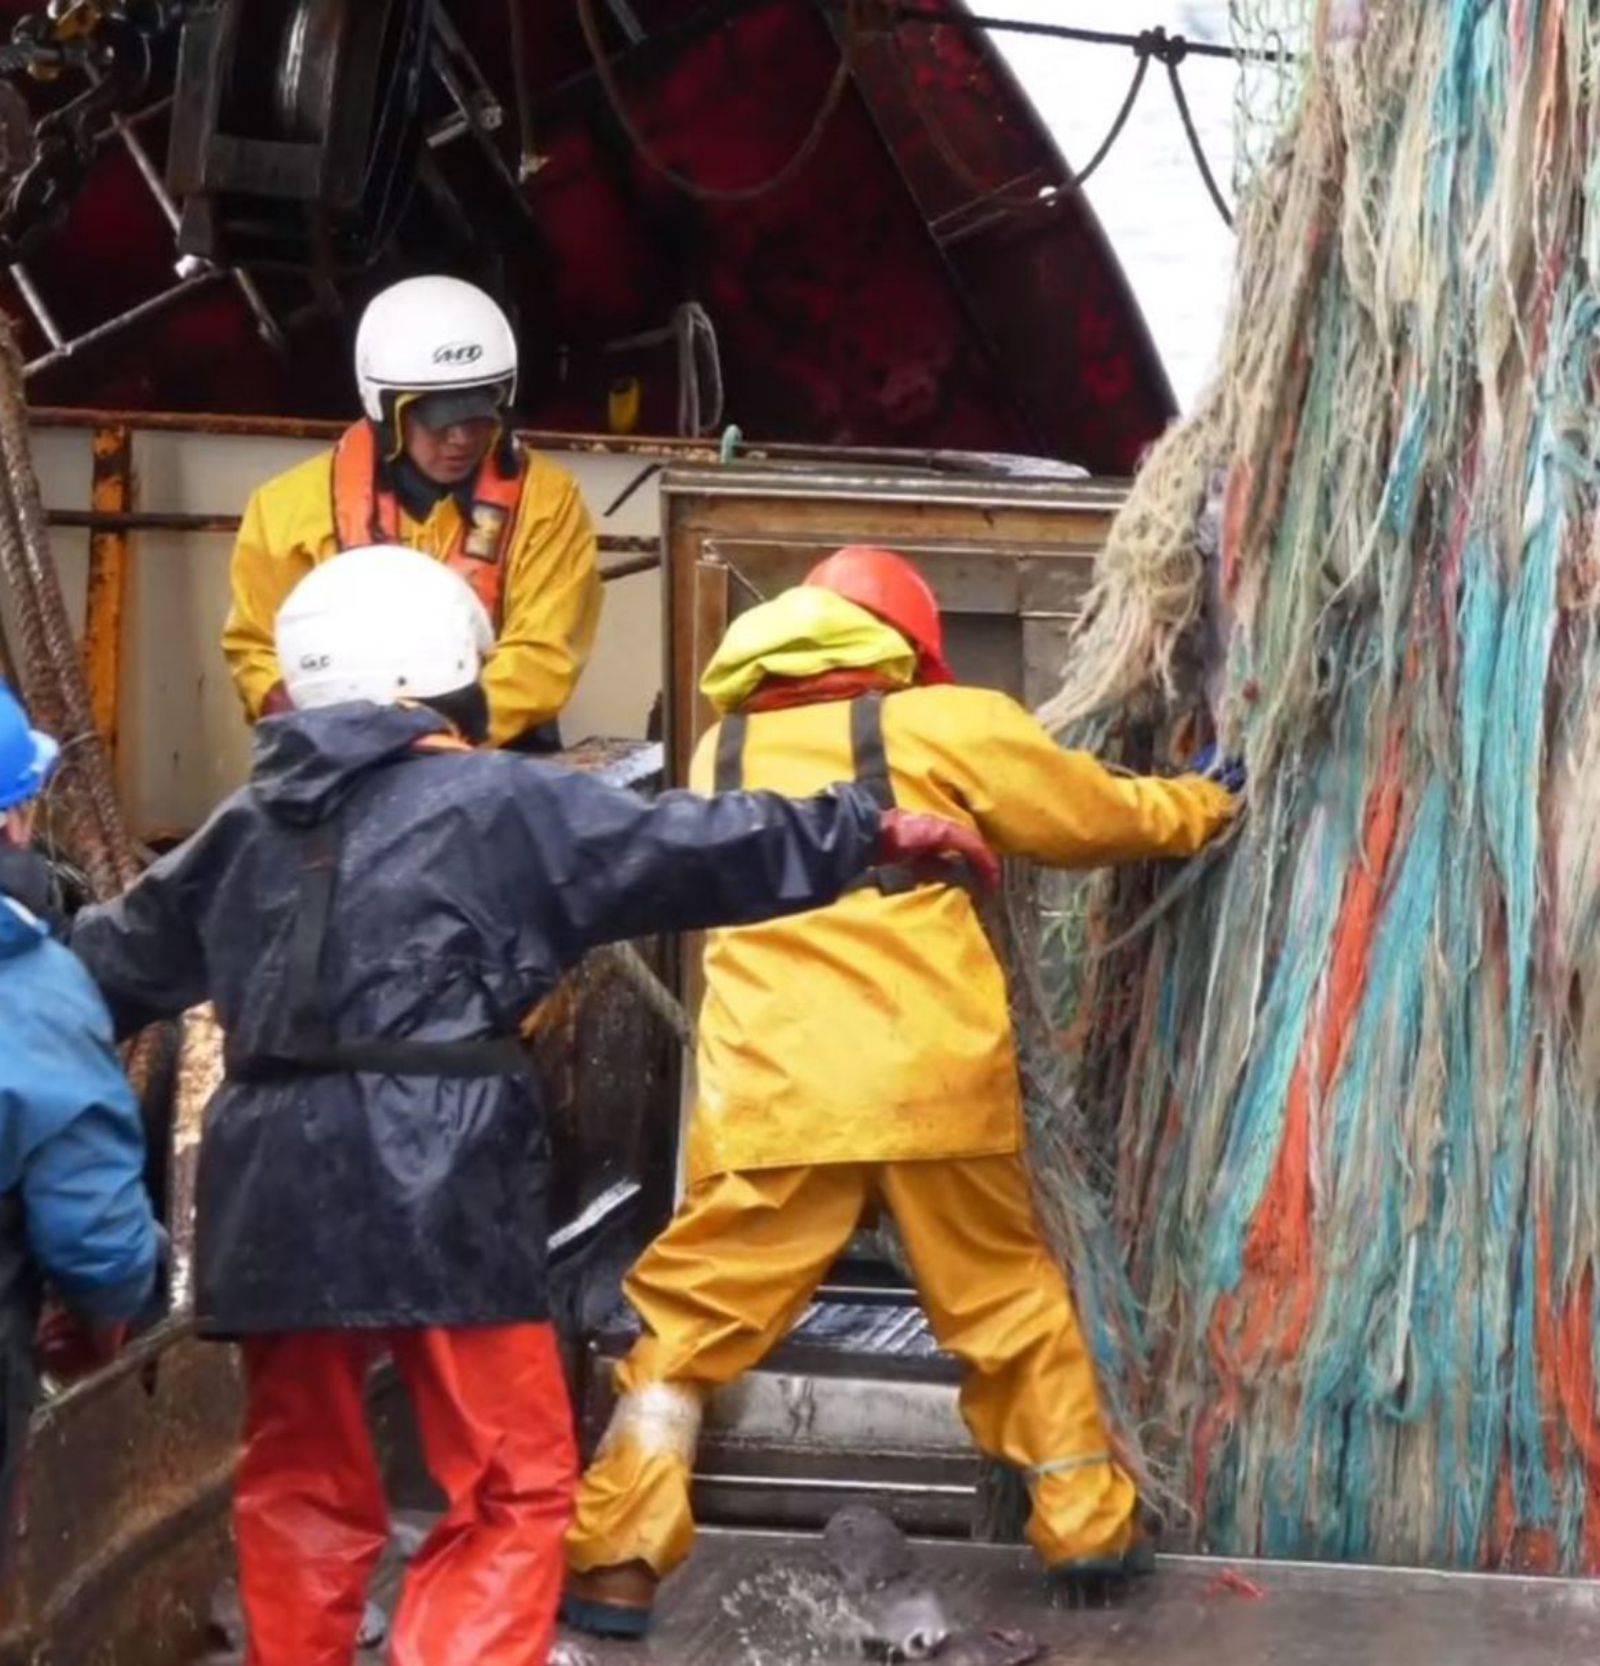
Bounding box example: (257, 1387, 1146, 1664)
(0, 0, 183, 263)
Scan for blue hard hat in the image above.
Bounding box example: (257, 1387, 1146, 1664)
(0, 680, 58, 812)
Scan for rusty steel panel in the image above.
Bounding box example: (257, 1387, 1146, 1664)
(689, 560, 730, 771)
(0, 1327, 243, 1666)
(81, 425, 133, 758)
(30, 408, 1124, 472)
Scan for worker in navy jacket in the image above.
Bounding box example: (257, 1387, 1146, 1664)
(0, 680, 159, 1546)
(70, 545, 996, 1666)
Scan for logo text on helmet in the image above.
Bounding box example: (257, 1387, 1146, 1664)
(432, 342, 484, 366)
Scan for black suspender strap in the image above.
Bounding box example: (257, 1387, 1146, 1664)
(713, 711, 748, 792)
(713, 692, 952, 900)
(845, 692, 916, 896)
(227, 1036, 531, 1082)
(284, 816, 342, 1053)
(227, 814, 530, 1085)
(717, 695, 892, 802)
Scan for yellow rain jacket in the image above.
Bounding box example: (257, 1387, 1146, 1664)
(221, 442, 601, 747)
(685, 683, 1235, 1182)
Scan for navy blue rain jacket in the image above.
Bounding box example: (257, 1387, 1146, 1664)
(71, 705, 882, 1336)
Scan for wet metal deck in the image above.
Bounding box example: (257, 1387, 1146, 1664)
(571, 1530, 1600, 1666)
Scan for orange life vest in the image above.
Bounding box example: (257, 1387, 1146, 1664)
(330, 420, 526, 625)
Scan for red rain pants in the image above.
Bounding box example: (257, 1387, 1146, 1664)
(236, 1323, 576, 1666)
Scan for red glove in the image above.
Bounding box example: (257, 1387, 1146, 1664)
(258, 682, 293, 718)
(36, 1310, 128, 1384)
(878, 809, 1001, 893)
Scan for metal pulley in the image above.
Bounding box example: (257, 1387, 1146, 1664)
(165, 0, 431, 267)
(274, 0, 351, 143)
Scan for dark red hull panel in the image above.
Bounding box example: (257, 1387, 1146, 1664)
(5, 0, 1174, 470)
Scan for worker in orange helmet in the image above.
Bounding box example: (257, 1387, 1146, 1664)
(563, 546, 1244, 1636)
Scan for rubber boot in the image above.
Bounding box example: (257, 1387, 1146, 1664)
(1046, 1526, 1157, 1604)
(561, 1560, 660, 1639)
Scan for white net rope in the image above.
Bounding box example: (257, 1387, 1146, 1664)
(1229, 0, 1312, 189)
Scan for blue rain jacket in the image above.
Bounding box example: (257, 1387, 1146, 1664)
(0, 869, 158, 1322)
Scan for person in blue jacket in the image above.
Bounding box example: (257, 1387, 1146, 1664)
(0, 679, 159, 1539)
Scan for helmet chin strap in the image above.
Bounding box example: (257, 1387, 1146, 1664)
(378, 392, 413, 462)
(378, 392, 511, 480)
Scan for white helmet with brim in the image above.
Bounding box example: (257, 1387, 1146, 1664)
(354, 275, 517, 425)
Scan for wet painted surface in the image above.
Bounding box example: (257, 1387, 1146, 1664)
(191, 1520, 1600, 1665)
(564, 1532, 1600, 1666)
(820, 1504, 956, 1657)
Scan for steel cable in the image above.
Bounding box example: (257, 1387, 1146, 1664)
(576, 0, 858, 204)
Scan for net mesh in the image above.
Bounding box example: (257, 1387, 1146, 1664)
(1228, 0, 1313, 189)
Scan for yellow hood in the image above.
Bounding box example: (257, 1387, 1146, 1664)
(700, 587, 916, 714)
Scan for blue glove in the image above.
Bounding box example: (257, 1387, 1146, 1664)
(1188, 743, 1246, 796)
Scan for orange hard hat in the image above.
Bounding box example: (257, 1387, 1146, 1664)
(803, 547, 954, 685)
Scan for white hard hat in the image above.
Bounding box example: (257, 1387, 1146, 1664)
(354, 276, 518, 424)
(275, 545, 495, 711)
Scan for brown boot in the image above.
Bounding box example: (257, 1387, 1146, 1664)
(562, 1561, 660, 1639)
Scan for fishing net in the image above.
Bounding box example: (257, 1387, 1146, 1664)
(1228, 0, 1313, 191)
(1028, 0, 1600, 1570)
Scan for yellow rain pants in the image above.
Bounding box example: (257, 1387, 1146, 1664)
(566, 1154, 1137, 1576)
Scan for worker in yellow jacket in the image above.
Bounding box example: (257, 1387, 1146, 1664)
(563, 547, 1242, 1637)
(222, 276, 600, 750)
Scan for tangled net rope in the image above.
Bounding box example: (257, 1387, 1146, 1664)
(1028, 0, 1600, 1571)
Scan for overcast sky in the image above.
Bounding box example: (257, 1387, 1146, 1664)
(982, 0, 1240, 412)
